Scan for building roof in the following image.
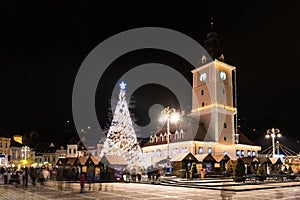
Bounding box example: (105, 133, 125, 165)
(56, 158, 68, 166)
(170, 152, 196, 162)
(34, 142, 56, 154)
(258, 157, 271, 164)
(269, 157, 282, 165)
(212, 154, 230, 162)
(66, 158, 77, 166)
(67, 136, 81, 145)
(10, 139, 23, 148)
(195, 153, 211, 162)
(241, 156, 259, 165)
(78, 156, 89, 165)
(89, 156, 100, 165)
(238, 130, 256, 146)
(143, 117, 260, 148)
(100, 155, 128, 166)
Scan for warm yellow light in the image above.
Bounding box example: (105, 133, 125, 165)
(170, 113, 180, 123)
(277, 133, 282, 137)
(159, 114, 168, 123)
(266, 135, 270, 139)
(192, 104, 237, 113)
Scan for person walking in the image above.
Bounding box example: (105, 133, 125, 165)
(38, 168, 45, 186)
(80, 173, 85, 193)
(29, 167, 37, 187)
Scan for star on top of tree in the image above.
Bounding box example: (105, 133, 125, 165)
(119, 81, 127, 90)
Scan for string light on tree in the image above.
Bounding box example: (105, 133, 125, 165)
(100, 81, 146, 169)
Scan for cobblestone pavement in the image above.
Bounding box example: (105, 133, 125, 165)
(0, 180, 299, 199)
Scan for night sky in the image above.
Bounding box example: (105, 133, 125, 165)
(0, 1, 300, 152)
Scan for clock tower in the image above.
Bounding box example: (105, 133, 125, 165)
(189, 28, 237, 145)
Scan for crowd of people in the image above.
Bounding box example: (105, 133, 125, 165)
(0, 166, 54, 187)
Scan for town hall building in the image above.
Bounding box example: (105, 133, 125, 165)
(141, 27, 261, 169)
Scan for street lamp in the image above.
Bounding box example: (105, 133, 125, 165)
(159, 107, 180, 160)
(21, 146, 30, 168)
(266, 127, 281, 158)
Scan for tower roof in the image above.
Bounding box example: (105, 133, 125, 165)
(237, 130, 256, 145)
(203, 18, 224, 61)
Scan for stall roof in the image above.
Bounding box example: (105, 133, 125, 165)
(195, 153, 210, 162)
(269, 157, 282, 165)
(241, 156, 259, 165)
(90, 156, 101, 165)
(56, 158, 68, 166)
(212, 154, 230, 162)
(100, 155, 128, 166)
(78, 156, 89, 165)
(66, 157, 77, 165)
(170, 152, 196, 162)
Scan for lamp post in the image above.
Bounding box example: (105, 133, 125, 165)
(159, 107, 180, 160)
(21, 146, 30, 168)
(266, 127, 281, 158)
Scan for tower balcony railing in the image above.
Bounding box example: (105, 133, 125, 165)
(191, 103, 237, 113)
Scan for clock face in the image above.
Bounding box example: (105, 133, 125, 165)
(220, 71, 226, 80)
(199, 73, 207, 82)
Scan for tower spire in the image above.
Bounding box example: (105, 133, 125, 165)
(210, 17, 214, 32)
(203, 18, 223, 60)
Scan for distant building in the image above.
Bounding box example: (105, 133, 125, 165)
(34, 142, 56, 168)
(0, 137, 11, 167)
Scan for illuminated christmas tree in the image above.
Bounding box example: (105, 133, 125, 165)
(100, 81, 144, 169)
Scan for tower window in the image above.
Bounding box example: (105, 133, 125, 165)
(236, 150, 240, 156)
(222, 89, 225, 94)
(201, 90, 204, 95)
(224, 137, 227, 141)
(202, 102, 205, 107)
(224, 123, 227, 128)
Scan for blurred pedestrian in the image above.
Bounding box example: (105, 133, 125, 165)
(29, 167, 37, 187)
(38, 168, 45, 186)
(80, 173, 85, 193)
(98, 168, 104, 191)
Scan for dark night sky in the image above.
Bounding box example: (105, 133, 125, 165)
(0, 1, 300, 151)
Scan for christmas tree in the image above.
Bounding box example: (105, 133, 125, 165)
(100, 81, 145, 169)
